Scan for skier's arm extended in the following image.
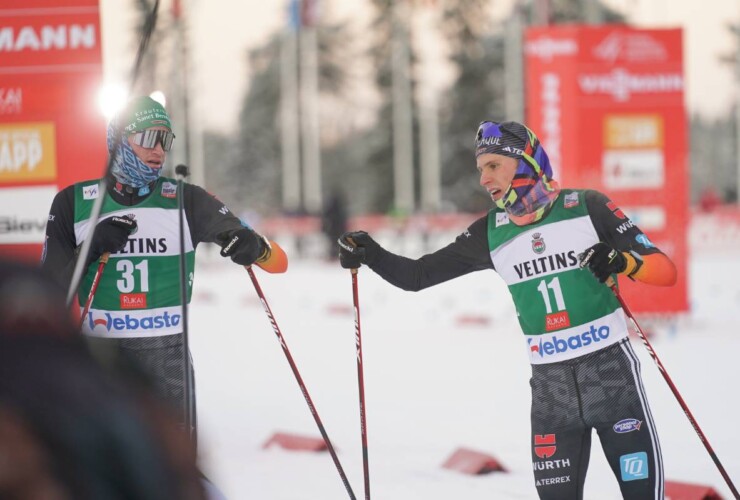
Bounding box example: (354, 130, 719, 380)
(337, 216, 493, 291)
(185, 184, 279, 268)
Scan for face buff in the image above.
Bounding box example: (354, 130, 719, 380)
(475, 121, 561, 225)
(107, 97, 174, 196)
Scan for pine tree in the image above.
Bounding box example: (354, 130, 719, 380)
(208, 21, 356, 215)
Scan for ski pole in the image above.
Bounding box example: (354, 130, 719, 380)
(611, 284, 740, 499)
(66, 0, 160, 308)
(246, 266, 357, 500)
(350, 268, 371, 500)
(78, 252, 110, 328)
(176, 164, 195, 445)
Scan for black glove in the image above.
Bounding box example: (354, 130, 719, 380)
(578, 242, 627, 283)
(216, 227, 269, 266)
(337, 231, 380, 269)
(89, 216, 137, 263)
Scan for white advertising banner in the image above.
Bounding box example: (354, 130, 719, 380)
(0, 185, 56, 244)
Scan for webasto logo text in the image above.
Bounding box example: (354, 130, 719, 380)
(88, 311, 181, 332)
(529, 325, 610, 357)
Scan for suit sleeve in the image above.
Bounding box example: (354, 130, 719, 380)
(184, 184, 250, 246)
(367, 215, 494, 291)
(40, 186, 80, 289)
(585, 190, 677, 286)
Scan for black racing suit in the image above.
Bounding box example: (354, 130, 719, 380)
(362, 190, 665, 499)
(41, 175, 247, 437)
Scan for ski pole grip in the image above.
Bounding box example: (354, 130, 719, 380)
(346, 237, 360, 273)
(100, 252, 110, 264)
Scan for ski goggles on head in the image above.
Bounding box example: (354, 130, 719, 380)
(129, 129, 175, 151)
(475, 121, 503, 148)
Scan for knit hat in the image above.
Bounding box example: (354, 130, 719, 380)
(475, 121, 530, 159)
(474, 120, 560, 224)
(116, 96, 171, 133)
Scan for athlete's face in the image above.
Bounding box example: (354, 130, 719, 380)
(127, 126, 169, 170)
(476, 153, 518, 202)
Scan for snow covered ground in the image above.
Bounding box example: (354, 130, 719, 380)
(189, 240, 740, 499)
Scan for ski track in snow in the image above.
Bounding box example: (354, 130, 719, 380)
(189, 246, 740, 499)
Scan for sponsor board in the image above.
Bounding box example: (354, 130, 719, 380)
(604, 115, 663, 149)
(0, 185, 57, 244)
(0, 6, 101, 70)
(592, 31, 668, 63)
(525, 36, 578, 61)
(0, 23, 96, 52)
(0, 122, 57, 183)
(603, 149, 664, 190)
(578, 69, 683, 102)
(0, 87, 22, 115)
(539, 72, 562, 171)
(524, 25, 688, 314)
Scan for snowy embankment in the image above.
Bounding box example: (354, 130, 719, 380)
(190, 233, 740, 499)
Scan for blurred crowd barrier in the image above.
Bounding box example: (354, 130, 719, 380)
(258, 206, 740, 260)
(689, 205, 740, 255)
(260, 212, 485, 259)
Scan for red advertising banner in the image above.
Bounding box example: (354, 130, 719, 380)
(525, 25, 688, 314)
(0, 0, 107, 262)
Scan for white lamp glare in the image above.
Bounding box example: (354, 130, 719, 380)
(97, 83, 128, 121)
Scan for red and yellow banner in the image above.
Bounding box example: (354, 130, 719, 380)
(0, 0, 106, 261)
(525, 25, 688, 314)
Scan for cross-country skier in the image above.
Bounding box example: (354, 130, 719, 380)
(338, 120, 677, 499)
(41, 96, 283, 441)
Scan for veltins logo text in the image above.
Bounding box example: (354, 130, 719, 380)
(529, 325, 610, 358)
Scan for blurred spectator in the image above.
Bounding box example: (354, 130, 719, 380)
(699, 186, 722, 212)
(0, 259, 206, 500)
(321, 190, 348, 260)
